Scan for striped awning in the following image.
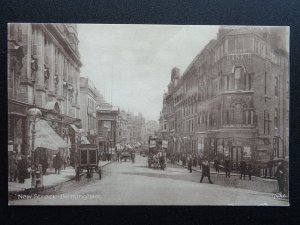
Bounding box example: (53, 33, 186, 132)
(35, 120, 69, 150)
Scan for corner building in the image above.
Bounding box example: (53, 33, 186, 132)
(8, 23, 82, 165)
(161, 26, 289, 173)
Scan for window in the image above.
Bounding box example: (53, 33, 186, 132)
(275, 77, 279, 97)
(224, 40, 228, 54)
(264, 110, 271, 134)
(228, 39, 235, 53)
(236, 38, 243, 52)
(274, 108, 278, 129)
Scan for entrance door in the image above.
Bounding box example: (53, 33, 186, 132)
(231, 146, 243, 170)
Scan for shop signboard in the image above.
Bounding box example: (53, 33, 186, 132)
(243, 146, 251, 158)
(162, 140, 168, 149)
(150, 140, 156, 148)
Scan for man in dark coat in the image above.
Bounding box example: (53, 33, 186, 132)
(224, 157, 230, 178)
(187, 156, 193, 173)
(247, 161, 253, 180)
(200, 159, 213, 184)
(214, 158, 220, 173)
(8, 152, 18, 182)
(17, 156, 28, 183)
(53, 153, 62, 174)
(275, 161, 285, 194)
(240, 160, 247, 179)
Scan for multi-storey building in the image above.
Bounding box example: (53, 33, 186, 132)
(160, 26, 289, 173)
(96, 102, 119, 160)
(8, 23, 82, 166)
(79, 77, 99, 144)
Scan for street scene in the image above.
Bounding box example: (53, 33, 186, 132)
(8, 24, 289, 205)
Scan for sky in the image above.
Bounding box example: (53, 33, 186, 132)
(78, 24, 219, 122)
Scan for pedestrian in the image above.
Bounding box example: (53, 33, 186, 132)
(199, 156, 202, 170)
(275, 161, 286, 194)
(63, 157, 67, 170)
(8, 151, 18, 182)
(200, 159, 213, 184)
(214, 158, 220, 173)
(53, 153, 62, 174)
(17, 155, 28, 183)
(247, 161, 252, 180)
(159, 153, 165, 170)
(187, 156, 193, 173)
(41, 156, 48, 175)
(240, 160, 246, 179)
(224, 157, 230, 178)
(182, 155, 186, 166)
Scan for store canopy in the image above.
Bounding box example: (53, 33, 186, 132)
(35, 120, 69, 150)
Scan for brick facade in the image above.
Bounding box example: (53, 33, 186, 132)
(159, 26, 289, 170)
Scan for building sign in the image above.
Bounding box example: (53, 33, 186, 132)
(162, 140, 168, 149)
(224, 146, 229, 157)
(8, 144, 13, 152)
(150, 140, 156, 148)
(217, 145, 224, 154)
(243, 146, 251, 158)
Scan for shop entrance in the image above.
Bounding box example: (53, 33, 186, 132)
(231, 146, 243, 170)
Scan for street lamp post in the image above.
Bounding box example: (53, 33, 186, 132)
(27, 108, 42, 188)
(27, 73, 42, 188)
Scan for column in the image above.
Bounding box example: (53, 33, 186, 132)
(35, 27, 46, 107)
(22, 117, 30, 156)
(19, 24, 33, 104)
(47, 42, 56, 101)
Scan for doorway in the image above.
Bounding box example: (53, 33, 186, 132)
(231, 146, 243, 170)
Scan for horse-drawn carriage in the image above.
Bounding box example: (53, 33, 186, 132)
(75, 144, 102, 180)
(148, 137, 166, 170)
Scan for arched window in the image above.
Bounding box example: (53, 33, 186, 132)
(234, 67, 245, 90)
(274, 108, 278, 129)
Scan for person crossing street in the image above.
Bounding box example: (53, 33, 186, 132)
(200, 159, 213, 184)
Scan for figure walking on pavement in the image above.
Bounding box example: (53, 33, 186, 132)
(275, 161, 286, 195)
(17, 155, 28, 183)
(8, 151, 18, 182)
(214, 157, 220, 173)
(53, 153, 62, 174)
(187, 155, 193, 173)
(240, 160, 247, 179)
(224, 157, 230, 178)
(200, 159, 213, 184)
(247, 161, 253, 180)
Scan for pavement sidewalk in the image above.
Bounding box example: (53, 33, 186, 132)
(171, 160, 280, 194)
(8, 161, 112, 196)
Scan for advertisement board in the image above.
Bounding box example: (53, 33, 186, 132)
(150, 140, 156, 148)
(162, 140, 168, 149)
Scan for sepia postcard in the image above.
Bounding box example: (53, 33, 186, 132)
(7, 24, 289, 206)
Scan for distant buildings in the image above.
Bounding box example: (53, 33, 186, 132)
(159, 26, 289, 172)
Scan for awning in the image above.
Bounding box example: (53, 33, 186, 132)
(70, 124, 79, 132)
(35, 120, 69, 150)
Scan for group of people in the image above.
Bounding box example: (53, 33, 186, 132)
(8, 152, 29, 183)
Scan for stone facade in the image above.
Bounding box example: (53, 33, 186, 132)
(79, 77, 100, 144)
(8, 23, 82, 164)
(159, 26, 289, 171)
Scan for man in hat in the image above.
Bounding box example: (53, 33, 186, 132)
(200, 158, 213, 184)
(8, 151, 18, 182)
(17, 155, 28, 183)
